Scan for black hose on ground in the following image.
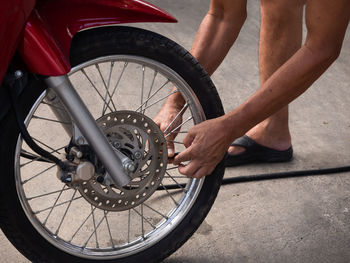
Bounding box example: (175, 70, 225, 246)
(157, 165, 350, 190)
(221, 165, 350, 185)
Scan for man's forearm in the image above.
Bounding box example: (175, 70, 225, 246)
(223, 44, 340, 140)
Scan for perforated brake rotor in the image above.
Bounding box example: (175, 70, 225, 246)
(77, 110, 168, 211)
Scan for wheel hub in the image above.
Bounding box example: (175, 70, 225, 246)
(77, 110, 168, 211)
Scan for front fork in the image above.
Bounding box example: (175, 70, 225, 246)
(45, 75, 132, 187)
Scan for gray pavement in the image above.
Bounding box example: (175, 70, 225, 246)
(1, 0, 349, 262)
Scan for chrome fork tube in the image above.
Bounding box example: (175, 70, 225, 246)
(44, 89, 73, 137)
(45, 75, 131, 187)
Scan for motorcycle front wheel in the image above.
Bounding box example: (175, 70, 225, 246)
(0, 27, 225, 263)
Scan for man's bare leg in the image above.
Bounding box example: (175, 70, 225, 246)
(190, 0, 247, 75)
(174, 0, 349, 178)
(154, 0, 247, 157)
(228, 0, 305, 155)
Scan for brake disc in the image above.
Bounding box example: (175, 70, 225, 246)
(77, 110, 168, 211)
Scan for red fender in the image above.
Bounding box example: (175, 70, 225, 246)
(0, 0, 35, 83)
(19, 0, 177, 76)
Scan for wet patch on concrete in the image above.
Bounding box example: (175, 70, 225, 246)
(196, 220, 213, 236)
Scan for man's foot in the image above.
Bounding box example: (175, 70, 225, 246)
(225, 135, 293, 167)
(154, 97, 184, 158)
(226, 121, 292, 167)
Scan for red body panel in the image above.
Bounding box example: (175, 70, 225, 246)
(19, 10, 71, 76)
(18, 0, 177, 76)
(0, 0, 36, 82)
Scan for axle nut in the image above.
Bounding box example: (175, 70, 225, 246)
(126, 162, 137, 173)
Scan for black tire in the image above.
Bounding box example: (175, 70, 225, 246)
(0, 26, 225, 263)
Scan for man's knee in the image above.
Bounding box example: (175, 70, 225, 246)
(304, 0, 349, 65)
(261, 0, 304, 24)
(209, 0, 247, 25)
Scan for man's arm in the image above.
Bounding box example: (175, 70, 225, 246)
(174, 0, 350, 178)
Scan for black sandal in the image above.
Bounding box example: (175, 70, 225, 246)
(225, 135, 293, 167)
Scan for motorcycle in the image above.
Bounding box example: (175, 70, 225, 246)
(0, 0, 225, 262)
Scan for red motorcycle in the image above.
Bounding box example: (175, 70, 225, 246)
(0, 0, 225, 262)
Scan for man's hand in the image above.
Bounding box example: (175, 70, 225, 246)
(154, 100, 182, 158)
(173, 117, 234, 178)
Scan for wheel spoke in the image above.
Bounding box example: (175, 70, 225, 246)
(128, 209, 131, 243)
(27, 187, 71, 201)
(163, 102, 188, 134)
(102, 61, 115, 115)
(81, 69, 115, 113)
(166, 166, 179, 171)
(95, 64, 117, 112)
(91, 204, 99, 248)
(32, 115, 71, 125)
(20, 146, 65, 167)
(20, 150, 52, 164)
(32, 137, 64, 154)
(142, 70, 158, 114)
(22, 164, 56, 184)
(102, 62, 128, 115)
(166, 130, 189, 135)
(165, 171, 187, 193)
(159, 182, 179, 206)
(69, 206, 97, 242)
(167, 140, 184, 145)
(141, 204, 145, 238)
(132, 207, 156, 230)
(41, 101, 66, 111)
(43, 185, 67, 225)
(165, 116, 193, 138)
(34, 196, 83, 215)
(143, 203, 168, 220)
(55, 190, 77, 235)
(140, 66, 145, 113)
(135, 79, 170, 112)
(83, 210, 108, 248)
(164, 175, 186, 179)
(141, 90, 178, 112)
(104, 211, 115, 248)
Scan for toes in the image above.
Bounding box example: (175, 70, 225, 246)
(227, 146, 246, 155)
(167, 142, 175, 157)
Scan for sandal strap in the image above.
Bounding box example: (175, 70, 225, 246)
(231, 135, 293, 154)
(231, 135, 255, 148)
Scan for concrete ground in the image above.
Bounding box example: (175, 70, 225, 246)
(1, 0, 349, 262)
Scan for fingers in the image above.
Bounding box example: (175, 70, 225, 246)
(173, 146, 192, 165)
(167, 152, 179, 164)
(192, 166, 210, 179)
(183, 132, 195, 148)
(178, 161, 196, 176)
(174, 145, 211, 178)
(178, 161, 211, 179)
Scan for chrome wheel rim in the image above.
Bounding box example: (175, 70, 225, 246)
(15, 55, 206, 260)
